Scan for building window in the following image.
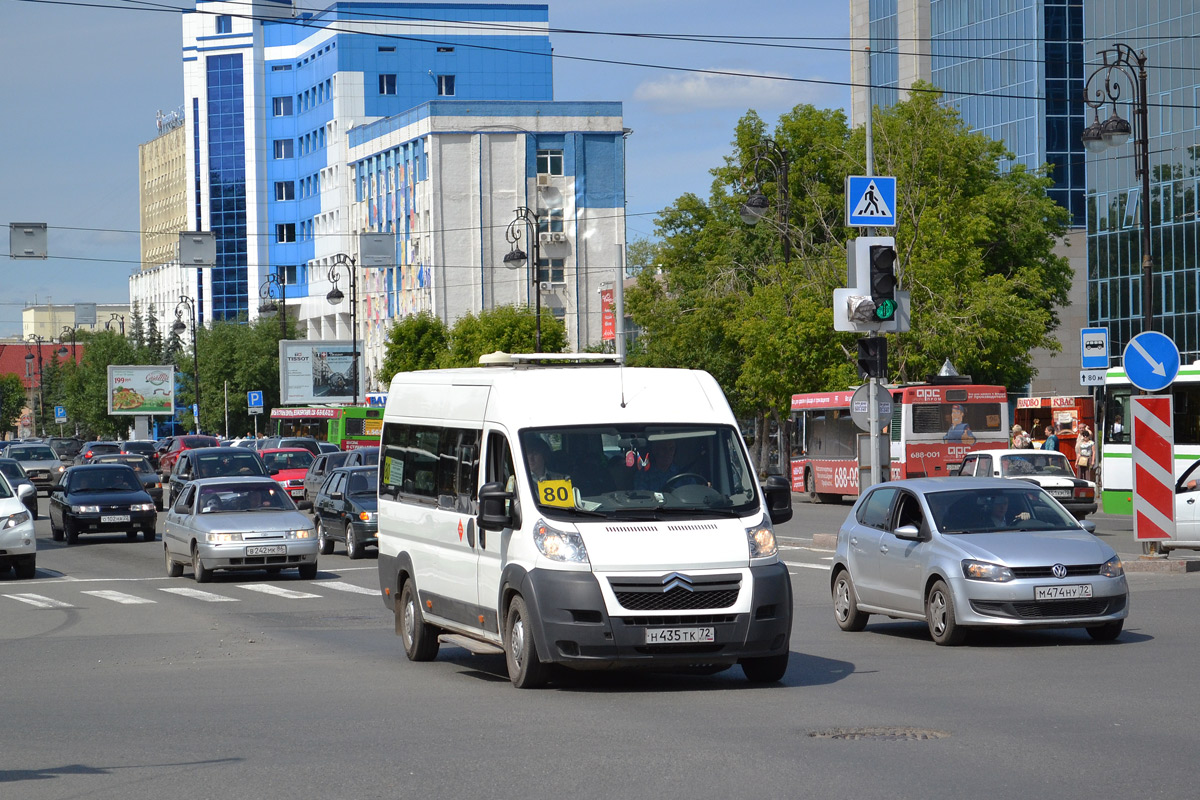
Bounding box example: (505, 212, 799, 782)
(278, 265, 299, 285)
(274, 182, 294, 201)
(538, 257, 565, 285)
(276, 223, 295, 243)
(216, 15, 232, 34)
(437, 75, 455, 96)
(379, 74, 397, 95)
(272, 96, 292, 117)
(273, 139, 293, 159)
(537, 149, 563, 176)
(537, 208, 564, 234)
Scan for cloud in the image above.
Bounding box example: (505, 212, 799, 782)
(632, 70, 808, 114)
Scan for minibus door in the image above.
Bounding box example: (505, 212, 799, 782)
(478, 428, 516, 636)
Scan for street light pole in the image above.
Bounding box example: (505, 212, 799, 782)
(24, 335, 47, 436)
(504, 206, 543, 351)
(173, 295, 200, 433)
(1083, 45, 1155, 554)
(739, 137, 791, 266)
(106, 313, 126, 337)
(58, 325, 77, 360)
(327, 254, 359, 405)
(1083, 43, 1152, 335)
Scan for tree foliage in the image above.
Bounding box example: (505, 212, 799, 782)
(379, 306, 567, 376)
(626, 87, 1071, 438)
(0, 373, 26, 435)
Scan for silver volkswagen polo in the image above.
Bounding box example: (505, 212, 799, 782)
(162, 476, 318, 582)
(831, 477, 1128, 645)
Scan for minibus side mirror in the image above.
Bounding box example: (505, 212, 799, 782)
(478, 481, 515, 532)
(762, 475, 793, 525)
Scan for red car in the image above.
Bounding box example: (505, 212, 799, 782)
(259, 448, 316, 501)
(158, 435, 220, 478)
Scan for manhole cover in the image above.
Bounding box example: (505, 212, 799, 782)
(807, 727, 950, 741)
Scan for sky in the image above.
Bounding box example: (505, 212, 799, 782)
(0, 0, 850, 338)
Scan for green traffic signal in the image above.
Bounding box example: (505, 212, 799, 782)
(874, 298, 897, 321)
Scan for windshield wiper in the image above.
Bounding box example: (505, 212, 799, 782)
(545, 506, 607, 518)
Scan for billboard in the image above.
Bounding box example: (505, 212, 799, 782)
(107, 366, 176, 415)
(279, 340, 362, 405)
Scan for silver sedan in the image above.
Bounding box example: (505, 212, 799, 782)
(831, 477, 1128, 645)
(162, 476, 318, 583)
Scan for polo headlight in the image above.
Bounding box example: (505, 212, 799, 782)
(532, 518, 589, 563)
(962, 559, 1014, 582)
(746, 513, 778, 559)
(1, 510, 31, 529)
(205, 532, 243, 543)
(71, 505, 101, 514)
(1099, 555, 1124, 578)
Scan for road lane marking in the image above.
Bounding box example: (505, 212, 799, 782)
(783, 561, 831, 571)
(82, 590, 156, 605)
(237, 584, 320, 599)
(318, 581, 377, 595)
(159, 587, 240, 602)
(4, 593, 74, 608)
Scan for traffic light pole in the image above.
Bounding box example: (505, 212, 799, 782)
(865, 47, 883, 490)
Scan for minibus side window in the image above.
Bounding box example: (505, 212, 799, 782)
(487, 432, 515, 494)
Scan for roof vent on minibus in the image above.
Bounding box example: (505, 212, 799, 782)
(477, 352, 623, 368)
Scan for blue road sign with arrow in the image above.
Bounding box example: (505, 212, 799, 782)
(1122, 331, 1180, 392)
(846, 175, 897, 227)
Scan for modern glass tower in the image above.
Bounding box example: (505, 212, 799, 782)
(1084, 1, 1200, 360)
(851, 0, 1086, 227)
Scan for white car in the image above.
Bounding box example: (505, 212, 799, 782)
(1167, 460, 1200, 553)
(0, 473, 37, 579)
(957, 449, 1097, 519)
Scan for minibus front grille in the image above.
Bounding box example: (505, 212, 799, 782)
(609, 573, 742, 611)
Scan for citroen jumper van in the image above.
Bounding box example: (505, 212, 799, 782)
(376, 354, 794, 688)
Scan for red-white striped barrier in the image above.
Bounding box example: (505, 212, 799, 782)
(1132, 395, 1175, 541)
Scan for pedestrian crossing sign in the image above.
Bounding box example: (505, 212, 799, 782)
(846, 175, 897, 227)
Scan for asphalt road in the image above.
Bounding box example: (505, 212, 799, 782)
(4, 496, 1200, 800)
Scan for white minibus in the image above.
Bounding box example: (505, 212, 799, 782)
(376, 353, 794, 688)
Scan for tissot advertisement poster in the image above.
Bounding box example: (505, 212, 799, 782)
(279, 340, 362, 405)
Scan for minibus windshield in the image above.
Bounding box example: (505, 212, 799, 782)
(519, 424, 759, 518)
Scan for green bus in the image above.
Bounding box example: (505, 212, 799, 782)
(270, 406, 383, 450)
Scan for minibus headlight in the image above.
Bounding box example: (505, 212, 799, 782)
(746, 514, 777, 559)
(532, 518, 589, 564)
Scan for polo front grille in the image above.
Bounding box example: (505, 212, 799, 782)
(1010, 564, 1105, 579)
(971, 594, 1126, 619)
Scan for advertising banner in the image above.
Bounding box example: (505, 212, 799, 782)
(600, 288, 615, 341)
(279, 340, 362, 405)
(107, 366, 176, 415)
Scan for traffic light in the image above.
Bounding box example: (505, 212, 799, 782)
(869, 244, 898, 321)
(857, 336, 887, 380)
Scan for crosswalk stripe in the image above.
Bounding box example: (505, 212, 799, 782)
(82, 590, 156, 605)
(159, 587, 240, 602)
(237, 584, 320, 600)
(4, 593, 74, 609)
(318, 581, 377, 596)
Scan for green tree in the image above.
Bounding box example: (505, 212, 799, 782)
(445, 306, 567, 367)
(61, 330, 138, 439)
(628, 89, 1071, 470)
(129, 301, 146, 351)
(380, 312, 450, 378)
(0, 374, 26, 436)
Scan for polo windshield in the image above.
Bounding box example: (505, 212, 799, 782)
(518, 424, 759, 519)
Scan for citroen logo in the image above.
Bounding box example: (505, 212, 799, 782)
(1051, 563, 1068, 579)
(660, 572, 695, 593)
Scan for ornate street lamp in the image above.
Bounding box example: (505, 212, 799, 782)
(105, 313, 126, 336)
(57, 325, 77, 360)
(1083, 43, 1152, 335)
(259, 272, 288, 340)
(504, 206, 544, 351)
(739, 137, 791, 266)
(326, 254, 359, 405)
(173, 295, 201, 433)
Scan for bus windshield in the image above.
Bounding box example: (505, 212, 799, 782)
(518, 424, 759, 519)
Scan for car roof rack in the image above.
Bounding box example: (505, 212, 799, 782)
(478, 352, 622, 368)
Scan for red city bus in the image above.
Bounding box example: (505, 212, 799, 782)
(790, 380, 1010, 502)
